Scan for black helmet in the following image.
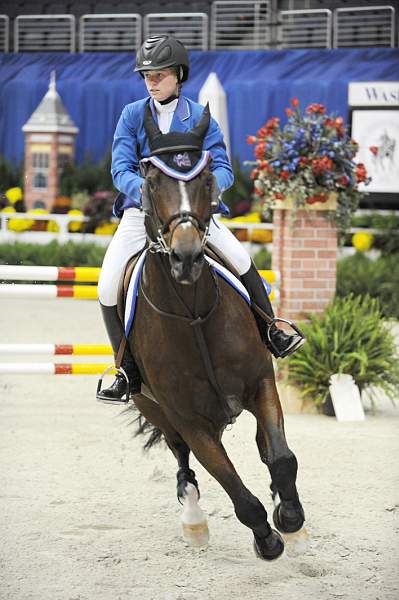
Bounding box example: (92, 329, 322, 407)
(135, 35, 189, 83)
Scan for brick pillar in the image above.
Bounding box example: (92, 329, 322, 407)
(272, 208, 337, 321)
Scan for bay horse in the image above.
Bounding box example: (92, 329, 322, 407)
(125, 104, 305, 560)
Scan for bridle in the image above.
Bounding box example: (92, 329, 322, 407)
(140, 162, 216, 255)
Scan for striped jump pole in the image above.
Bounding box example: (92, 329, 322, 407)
(0, 265, 100, 282)
(0, 363, 116, 375)
(0, 284, 98, 299)
(0, 344, 112, 355)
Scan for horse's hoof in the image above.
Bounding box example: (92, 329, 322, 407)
(273, 500, 305, 534)
(253, 529, 284, 561)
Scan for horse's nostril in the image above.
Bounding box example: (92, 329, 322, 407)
(193, 251, 203, 264)
(170, 249, 183, 264)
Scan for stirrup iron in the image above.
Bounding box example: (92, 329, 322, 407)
(266, 317, 306, 359)
(96, 365, 130, 404)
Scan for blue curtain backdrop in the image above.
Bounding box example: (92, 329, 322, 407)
(0, 49, 398, 168)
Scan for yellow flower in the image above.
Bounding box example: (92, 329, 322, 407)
(250, 229, 273, 243)
(352, 231, 374, 252)
(67, 209, 83, 232)
(1, 206, 16, 213)
(5, 187, 23, 204)
(8, 217, 34, 232)
(95, 222, 117, 235)
(47, 220, 60, 232)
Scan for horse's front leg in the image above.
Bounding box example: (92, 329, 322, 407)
(247, 378, 305, 534)
(177, 425, 284, 560)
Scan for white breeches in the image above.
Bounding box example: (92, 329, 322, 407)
(98, 207, 251, 306)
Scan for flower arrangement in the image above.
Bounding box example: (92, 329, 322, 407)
(247, 98, 371, 231)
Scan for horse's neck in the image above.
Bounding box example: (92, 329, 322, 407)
(143, 253, 216, 318)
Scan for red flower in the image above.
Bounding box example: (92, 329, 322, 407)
(356, 163, 368, 183)
(324, 117, 335, 128)
(312, 156, 333, 175)
(280, 170, 290, 180)
(259, 160, 272, 173)
(257, 126, 268, 137)
(285, 108, 294, 117)
(247, 135, 256, 145)
(254, 186, 263, 196)
(306, 192, 327, 204)
(250, 169, 258, 180)
(369, 146, 379, 155)
(306, 103, 326, 114)
(290, 97, 299, 108)
(337, 175, 350, 186)
(254, 142, 266, 159)
(298, 157, 309, 165)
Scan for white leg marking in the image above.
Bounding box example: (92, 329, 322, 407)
(180, 482, 209, 547)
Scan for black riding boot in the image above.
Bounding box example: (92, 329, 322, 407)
(96, 304, 142, 403)
(241, 265, 305, 359)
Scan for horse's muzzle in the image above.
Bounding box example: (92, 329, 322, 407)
(169, 247, 205, 285)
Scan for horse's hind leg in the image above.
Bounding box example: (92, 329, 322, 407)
(177, 425, 284, 560)
(248, 378, 305, 534)
(132, 394, 200, 501)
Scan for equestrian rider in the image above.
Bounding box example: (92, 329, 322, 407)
(97, 35, 305, 403)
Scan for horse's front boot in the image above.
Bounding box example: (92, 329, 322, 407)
(97, 303, 142, 403)
(253, 528, 284, 561)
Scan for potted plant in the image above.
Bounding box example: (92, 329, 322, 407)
(246, 99, 371, 232)
(284, 294, 399, 414)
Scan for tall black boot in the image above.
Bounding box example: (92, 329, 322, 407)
(96, 304, 142, 404)
(241, 264, 305, 359)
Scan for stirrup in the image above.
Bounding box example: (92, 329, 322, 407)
(266, 317, 306, 359)
(96, 365, 130, 404)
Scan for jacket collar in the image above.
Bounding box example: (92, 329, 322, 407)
(149, 96, 191, 133)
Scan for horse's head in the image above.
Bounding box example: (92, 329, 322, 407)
(141, 103, 219, 285)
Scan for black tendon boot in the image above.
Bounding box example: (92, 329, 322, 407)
(96, 304, 142, 403)
(241, 265, 305, 359)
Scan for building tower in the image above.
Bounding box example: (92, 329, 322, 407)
(22, 71, 79, 211)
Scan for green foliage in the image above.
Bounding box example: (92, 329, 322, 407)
(0, 154, 23, 192)
(350, 212, 399, 255)
(286, 295, 399, 408)
(252, 246, 271, 269)
(337, 253, 399, 320)
(59, 151, 115, 196)
(0, 240, 106, 267)
(222, 157, 253, 217)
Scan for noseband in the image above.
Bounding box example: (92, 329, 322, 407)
(141, 167, 213, 255)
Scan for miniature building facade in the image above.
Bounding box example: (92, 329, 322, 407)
(22, 72, 79, 211)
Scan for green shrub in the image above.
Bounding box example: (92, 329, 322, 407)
(59, 151, 115, 197)
(222, 158, 253, 217)
(0, 240, 106, 267)
(286, 294, 399, 408)
(348, 212, 399, 255)
(337, 253, 399, 320)
(252, 246, 272, 269)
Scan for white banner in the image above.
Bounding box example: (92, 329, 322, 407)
(349, 82, 399, 107)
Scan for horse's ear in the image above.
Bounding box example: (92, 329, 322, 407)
(144, 103, 162, 144)
(191, 103, 210, 142)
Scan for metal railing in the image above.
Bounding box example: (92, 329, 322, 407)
(210, 1, 271, 49)
(333, 5, 396, 48)
(144, 13, 208, 50)
(0, 15, 9, 52)
(79, 14, 141, 52)
(14, 14, 76, 52)
(279, 9, 332, 48)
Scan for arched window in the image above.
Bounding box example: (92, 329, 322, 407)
(33, 172, 48, 189)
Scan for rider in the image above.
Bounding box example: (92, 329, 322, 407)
(97, 35, 305, 403)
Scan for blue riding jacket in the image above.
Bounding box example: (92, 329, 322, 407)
(111, 96, 234, 218)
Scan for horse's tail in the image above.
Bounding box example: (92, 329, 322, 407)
(122, 405, 165, 451)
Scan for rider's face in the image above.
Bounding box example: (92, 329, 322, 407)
(143, 68, 179, 102)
